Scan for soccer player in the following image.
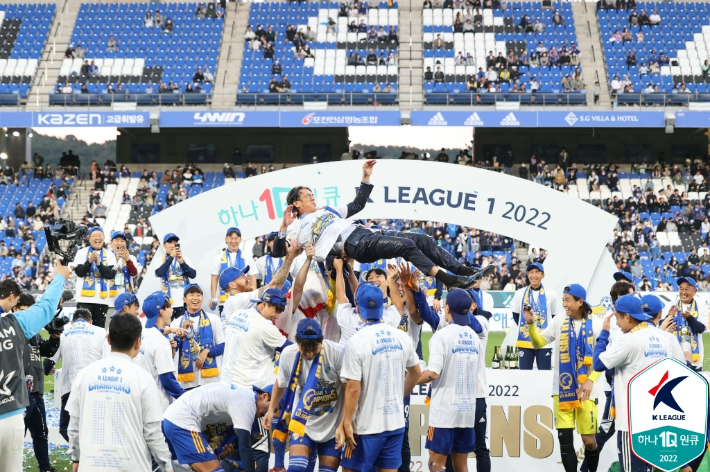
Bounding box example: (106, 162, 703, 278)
(254, 232, 284, 286)
(523, 284, 603, 472)
(66, 314, 173, 472)
(109, 230, 139, 296)
(162, 382, 272, 472)
(209, 226, 256, 312)
(512, 262, 561, 370)
(417, 289, 480, 472)
(335, 284, 421, 472)
(593, 295, 686, 472)
(264, 319, 344, 472)
(467, 289, 492, 472)
(113, 292, 140, 318)
(664, 277, 707, 372)
(170, 284, 224, 390)
(272, 160, 486, 289)
(155, 233, 197, 320)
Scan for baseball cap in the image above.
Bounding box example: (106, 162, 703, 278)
(527, 262, 544, 273)
(143, 291, 170, 328)
(226, 227, 241, 237)
(677, 277, 698, 290)
(563, 284, 589, 307)
(296, 318, 323, 339)
(184, 283, 203, 295)
(114, 293, 138, 313)
(615, 295, 652, 321)
(111, 230, 127, 241)
(466, 289, 481, 310)
(251, 287, 288, 307)
(447, 289, 473, 326)
(253, 384, 274, 396)
(87, 227, 103, 238)
(267, 232, 278, 242)
(219, 266, 251, 290)
(613, 271, 633, 283)
(163, 233, 179, 243)
(640, 294, 664, 316)
(356, 283, 384, 320)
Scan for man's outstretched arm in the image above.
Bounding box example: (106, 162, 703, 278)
(345, 160, 376, 218)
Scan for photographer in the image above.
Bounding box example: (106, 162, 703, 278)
(70, 227, 117, 329)
(15, 292, 61, 472)
(0, 260, 69, 471)
(0, 279, 22, 313)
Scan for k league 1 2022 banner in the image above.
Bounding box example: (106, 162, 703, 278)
(410, 111, 665, 127)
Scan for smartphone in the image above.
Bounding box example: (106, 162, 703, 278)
(175, 243, 181, 249)
(523, 304, 533, 312)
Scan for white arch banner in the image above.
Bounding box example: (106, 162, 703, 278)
(140, 160, 619, 304)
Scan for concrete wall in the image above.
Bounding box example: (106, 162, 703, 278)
(116, 127, 350, 165)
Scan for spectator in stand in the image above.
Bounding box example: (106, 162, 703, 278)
(263, 41, 274, 59)
(552, 10, 564, 25)
(366, 49, 378, 65)
(203, 67, 213, 83)
(163, 18, 174, 34)
(649, 9, 660, 25)
(638, 10, 650, 25)
(628, 10, 638, 25)
(424, 67, 434, 81)
(144, 11, 154, 27)
(280, 75, 291, 91)
(271, 59, 282, 75)
(193, 67, 205, 83)
(626, 50, 637, 66)
(64, 44, 75, 59)
(433, 34, 445, 49)
(245, 26, 256, 41)
(107, 35, 118, 52)
(75, 45, 86, 60)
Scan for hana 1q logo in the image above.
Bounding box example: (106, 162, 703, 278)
(628, 357, 708, 471)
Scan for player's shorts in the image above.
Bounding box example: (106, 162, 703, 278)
(290, 433, 339, 458)
(341, 428, 405, 472)
(162, 419, 218, 464)
(552, 394, 598, 435)
(425, 426, 476, 455)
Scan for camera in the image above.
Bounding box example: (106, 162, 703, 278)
(44, 290, 74, 335)
(44, 218, 88, 264)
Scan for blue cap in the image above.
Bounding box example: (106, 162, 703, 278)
(251, 287, 288, 307)
(219, 266, 251, 290)
(114, 293, 138, 313)
(563, 284, 589, 307)
(267, 232, 278, 241)
(282, 280, 292, 292)
(296, 318, 323, 339)
(111, 230, 127, 241)
(143, 291, 169, 328)
(253, 384, 273, 396)
(226, 227, 241, 236)
(615, 295, 652, 321)
(640, 294, 664, 316)
(87, 227, 103, 238)
(356, 283, 384, 320)
(527, 262, 544, 273)
(163, 233, 179, 243)
(613, 271, 633, 283)
(184, 283, 203, 295)
(466, 289, 481, 310)
(677, 277, 698, 290)
(447, 289, 473, 325)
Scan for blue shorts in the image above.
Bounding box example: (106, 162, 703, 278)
(341, 428, 405, 472)
(290, 433, 339, 458)
(425, 426, 476, 455)
(162, 419, 217, 465)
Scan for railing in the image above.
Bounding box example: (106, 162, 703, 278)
(47, 92, 211, 107)
(235, 91, 399, 106)
(613, 92, 710, 107)
(423, 91, 588, 106)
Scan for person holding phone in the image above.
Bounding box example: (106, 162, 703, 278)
(663, 277, 707, 372)
(110, 231, 139, 301)
(155, 233, 197, 320)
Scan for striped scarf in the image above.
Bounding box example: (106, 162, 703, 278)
(160, 255, 188, 304)
(81, 248, 111, 298)
(558, 315, 594, 410)
(516, 286, 548, 349)
(219, 249, 245, 302)
(177, 310, 219, 382)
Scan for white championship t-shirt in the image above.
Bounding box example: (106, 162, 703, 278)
(286, 205, 359, 261)
(336, 303, 401, 343)
(396, 307, 423, 351)
(231, 311, 287, 389)
(66, 352, 170, 471)
(135, 325, 176, 412)
(210, 248, 258, 289)
(340, 322, 419, 435)
(427, 324, 480, 428)
(511, 285, 561, 331)
(475, 314, 490, 399)
(70, 246, 118, 306)
(598, 326, 686, 431)
(662, 299, 708, 369)
(111, 252, 140, 296)
(53, 320, 108, 395)
(163, 382, 256, 433)
(222, 289, 260, 323)
(169, 311, 225, 390)
(221, 307, 257, 383)
(254, 254, 284, 283)
(276, 340, 345, 442)
(157, 252, 195, 308)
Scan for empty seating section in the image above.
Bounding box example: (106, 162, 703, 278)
(600, 2, 710, 104)
(423, 2, 586, 105)
(237, 1, 399, 105)
(0, 4, 55, 104)
(51, 2, 222, 106)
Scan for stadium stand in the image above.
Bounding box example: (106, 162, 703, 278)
(236, 1, 400, 106)
(50, 2, 223, 106)
(599, 2, 710, 105)
(0, 3, 55, 105)
(423, 1, 586, 106)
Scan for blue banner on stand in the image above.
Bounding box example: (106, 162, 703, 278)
(410, 111, 538, 127)
(675, 112, 710, 128)
(160, 111, 279, 127)
(32, 111, 150, 127)
(0, 112, 32, 127)
(280, 110, 401, 127)
(540, 111, 665, 127)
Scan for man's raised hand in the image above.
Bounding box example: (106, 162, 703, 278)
(281, 204, 297, 231)
(362, 160, 376, 181)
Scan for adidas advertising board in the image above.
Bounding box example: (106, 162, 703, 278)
(410, 111, 666, 127)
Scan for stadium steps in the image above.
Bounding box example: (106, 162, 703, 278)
(398, 0, 424, 112)
(26, 0, 80, 110)
(213, 1, 245, 110)
(571, 1, 611, 110)
(516, 246, 529, 265)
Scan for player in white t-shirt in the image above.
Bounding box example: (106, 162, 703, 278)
(209, 226, 257, 313)
(264, 319, 345, 472)
(254, 232, 285, 286)
(467, 289, 492, 472)
(162, 382, 272, 472)
(66, 313, 173, 472)
(154, 233, 197, 320)
(594, 295, 686, 472)
(661, 277, 707, 372)
(109, 230, 140, 297)
(416, 289, 480, 472)
(336, 284, 421, 472)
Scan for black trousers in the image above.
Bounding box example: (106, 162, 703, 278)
(59, 392, 70, 442)
(345, 228, 463, 276)
(581, 391, 615, 472)
(25, 392, 51, 471)
(76, 302, 110, 329)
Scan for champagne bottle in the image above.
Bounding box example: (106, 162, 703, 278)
(492, 346, 500, 369)
(512, 347, 519, 369)
(504, 346, 511, 369)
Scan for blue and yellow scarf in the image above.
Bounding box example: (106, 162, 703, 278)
(264, 255, 283, 285)
(218, 249, 246, 302)
(177, 310, 219, 382)
(558, 315, 594, 410)
(516, 286, 548, 348)
(273, 346, 324, 442)
(81, 248, 111, 298)
(675, 299, 701, 362)
(114, 256, 133, 294)
(160, 255, 188, 304)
